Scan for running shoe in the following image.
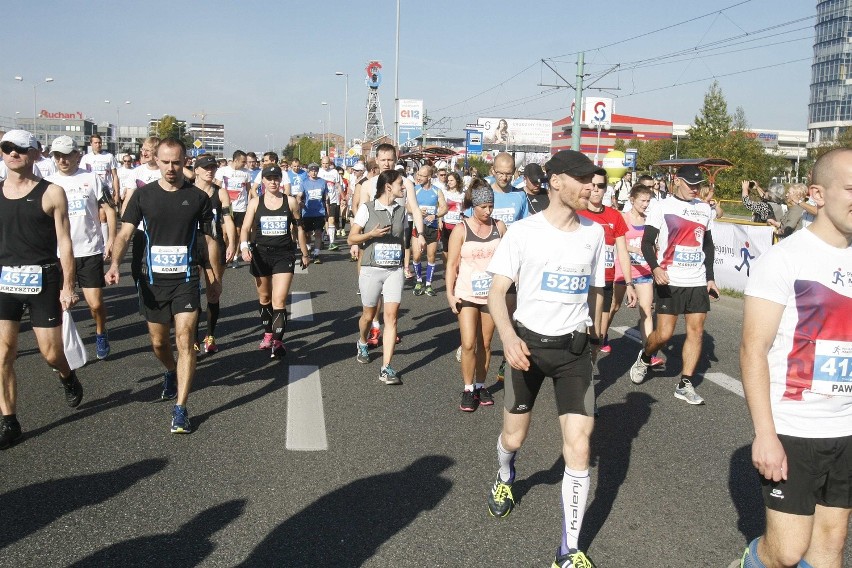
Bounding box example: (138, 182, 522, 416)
(313, 255, 322, 264)
(496, 359, 506, 382)
(356, 341, 370, 364)
(487, 476, 515, 518)
(95, 332, 111, 360)
(0, 420, 22, 450)
(328, 243, 339, 251)
(629, 350, 649, 385)
(259, 333, 273, 350)
(270, 340, 286, 359)
(380, 365, 402, 385)
(349, 255, 358, 262)
(552, 547, 596, 568)
(202, 335, 218, 355)
(674, 379, 705, 405)
(650, 355, 665, 367)
(598, 343, 611, 354)
(60, 371, 83, 407)
(170, 405, 191, 434)
(161, 370, 177, 401)
(455, 345, 462, 362)
(476, 386, 494, 406)
(424, 284, 436, 296)
(366, 327, 381, 348)
(460, 390, 478, 412)
(413, 282, 424, 296)
(404, 269, 414, 280)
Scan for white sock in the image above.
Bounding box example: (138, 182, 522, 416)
(475, 382, 485, 390)
(327, 226, 335, 244)
(463, 384, 474, 392)
(560, 468, 590, 554)
(497, 435, 516, 483)
(371, 320, 380, 329)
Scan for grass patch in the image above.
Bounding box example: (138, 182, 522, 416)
(721, 287, 744, 299)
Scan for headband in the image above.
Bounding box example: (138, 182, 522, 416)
(471, 186, 494, 207)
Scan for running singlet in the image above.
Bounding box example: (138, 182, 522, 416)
(489, 190, 528, 226)
(288, 169, 307, 196)
(0, 179, 57, 267)
(45, 169, 106, 257)
(614, 216, 651, 282)
(455, 219, 501, 304)
(442, 189, 465, 228)
(487, 214, 605, 336)
(215, 166, 251, 213)
(80, 151, 118, 189)
(645, 196, 713, 288)
(578, 206, 629, 282)
(253, 195, 295, 250)
(300, 177, 328, 218)
(318, 168, 341, 205)
(745, 228, 852, 438)
(122, 180, 213, 284)
(415, 185, 440, 228)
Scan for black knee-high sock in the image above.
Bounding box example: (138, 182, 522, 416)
(259, 302, 273, 333)
(272, 309, 287, 341)
(206, 302, 220, 336)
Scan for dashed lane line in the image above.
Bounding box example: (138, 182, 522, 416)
(285, 365, 328, 451)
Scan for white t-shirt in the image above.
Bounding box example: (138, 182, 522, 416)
(487, 214, 606, 336)
(215, 166, 251, 212)
(46, 169, 106, 257)
(0, 162, 41, 181)
(318, 167, 342, 205)
(442, 188, 465, 226)
(744, 228, 852, 438)
(35, 156, 57, 178)
(134, 164, 161, 187)
(80, 151, 118, 190)
(645, 195, 713, 287)
(117, 166, 137, 200)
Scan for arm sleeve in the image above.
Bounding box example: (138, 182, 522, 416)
(702, 229, 715, 281)
(641, 225, 660, 271)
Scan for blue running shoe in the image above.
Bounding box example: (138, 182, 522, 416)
(161, 370, 177, 401)
(170, 405, 191, 434)
(96, 332, 111, 360)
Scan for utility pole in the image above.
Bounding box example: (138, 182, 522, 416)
(571, 52, 584, 152)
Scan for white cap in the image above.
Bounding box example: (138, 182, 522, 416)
(352, 161, 365, 171)
(435, 160, 448, 170)
(1, 129, 37, 150)
(50, 135, 79, 155)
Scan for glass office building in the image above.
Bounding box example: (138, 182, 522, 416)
(809, 0, 852, 145)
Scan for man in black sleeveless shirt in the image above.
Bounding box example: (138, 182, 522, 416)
(106, 138, 220, 435)
(0, 130, 83, 450)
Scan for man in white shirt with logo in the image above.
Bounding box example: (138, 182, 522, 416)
(80, 134, 120, 246)
(318, 156, 342, 251)
(485, 149, 604, 568)
(629, 165, 719, 405)
(117, 153, 136, 206)
(738, 148, 852, 568)
(46, 136, 116, 360)
(216, 150, 252, 266)
(34, 141, 57, 178)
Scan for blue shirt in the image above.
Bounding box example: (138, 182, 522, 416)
(465, 189, 528, 226)
(415, 185, 440, 228)
(301, 177, 327, 218)
(288, 169, 308, 195)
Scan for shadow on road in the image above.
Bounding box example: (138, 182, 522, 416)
(238, 455, 454, 566)
(67, 499, 246, 567)
(728, 444, 765, 543)
(0, 458, 168, 550)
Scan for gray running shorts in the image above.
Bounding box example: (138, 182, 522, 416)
(359, 266, 404, 307)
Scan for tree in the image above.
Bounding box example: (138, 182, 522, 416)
(283, 137, 323, 165)
(612, 138, 627, 152)
(732, 106, 749, 131)
(153, 115, 193, 149)
(634, 139, 677, 172)
(686, 81, 731, 158)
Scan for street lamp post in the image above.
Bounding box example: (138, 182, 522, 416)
(593, 121, 610, 166)
(321, 101, 330, 157)
(105, 99, 130, 155)
(335, 71, 349, 164)
(15, 76, 54, 145)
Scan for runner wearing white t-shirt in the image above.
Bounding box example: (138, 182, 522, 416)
(80, 134, 120, 247)
(318, 156, 342, 250)
(484, 150, 604, 568)
(117, 154, 137, 205)
(629, 165, 720, 404)
(126, 137, 162, 285)
(738, 147, 852, 568)
(47, 136, 117, 360)
(216, 150, 252, 266)
(34, 143, 57, 178)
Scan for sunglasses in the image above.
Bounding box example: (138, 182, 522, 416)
(594, 183, 607, 189)
(1, 143, 30, 155)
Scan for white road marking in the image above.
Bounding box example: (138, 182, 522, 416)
(286, 365, 328, 451)
(609, 326, 744, 398)
(289, 291, 314, 322)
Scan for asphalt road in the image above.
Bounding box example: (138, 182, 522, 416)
(0, 243, 847, 567)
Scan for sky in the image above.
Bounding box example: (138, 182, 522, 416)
(0, 0, 814, 152)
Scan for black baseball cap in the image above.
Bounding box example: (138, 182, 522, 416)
(262, 165, 283, 178)
(676, 165, 705, 185)
(525, 163, 545, 186)
(544, 150, 606, 179)
(307, 162, 320, 171)
(195, 154, 217, 169)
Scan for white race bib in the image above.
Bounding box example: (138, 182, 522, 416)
(444, 210, 461, 225)
(374, 243, 402, 267)
(673, 245, 703, 267)
(150, 245, 188, 274)
(492, 207, 515, 224)
(260, 216, 288, 236)
(812, 340, 852, 396)
(0, 265, 42, 294)
(67, 198, 87, 217)
(536, 264, 591, 304)
(470, 271, 493, 298)
(604, 244, 615, 269)
(307, 189, 323, 201)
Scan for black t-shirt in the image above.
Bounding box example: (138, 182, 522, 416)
(526, 192, 549, 215)
(122, 180, 213, 283)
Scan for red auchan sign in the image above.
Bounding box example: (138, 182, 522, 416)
(39, 110, 83, 120)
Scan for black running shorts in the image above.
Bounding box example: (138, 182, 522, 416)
(600, 282, 614, 314)
(76, 254, 104, 289)
(249, 246, 295, 277)
(761, 434, 852, 515)
(302, 216, 325, 233)
(138, 278, 200, 324)
(654, 284, 710, 315)
(0, 263, 62, 328)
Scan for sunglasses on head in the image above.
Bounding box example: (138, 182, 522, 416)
(1, 142, 30, 155)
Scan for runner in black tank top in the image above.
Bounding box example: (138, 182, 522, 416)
(0, 130, 84, 450)
(239, 165, 309, 358)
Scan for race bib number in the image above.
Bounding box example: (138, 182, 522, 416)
(374, 243, 402, 267)
(812, 340, 852, 396)
(673, 245, 703, 267)
(0, 265, 43, 294)
(260, 216, 288, 236)
(420, 205, 437, 216)
(604, 245, 615, 269)
(307, 189, 323, 201)
(491, 207, 515, 224)
(68, 198, 87, 217)
(629, 251, 645, 266)
(444, 210, 461, 225)
(470, 271, 492, 298)
(150, 245, 188, 274)
(537, 264, 591, 304)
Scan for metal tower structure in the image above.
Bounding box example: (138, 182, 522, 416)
(363, 61, 386, 143)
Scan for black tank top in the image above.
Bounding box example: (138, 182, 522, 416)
(0, 179, 58, 266)
(253, 193, 294, 249)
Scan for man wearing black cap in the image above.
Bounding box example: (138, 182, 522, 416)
(485, 149, 605, 568)
(518, 162, 549, 214)
(300, 163, 330, 263)
(630, 165, 720, 405)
